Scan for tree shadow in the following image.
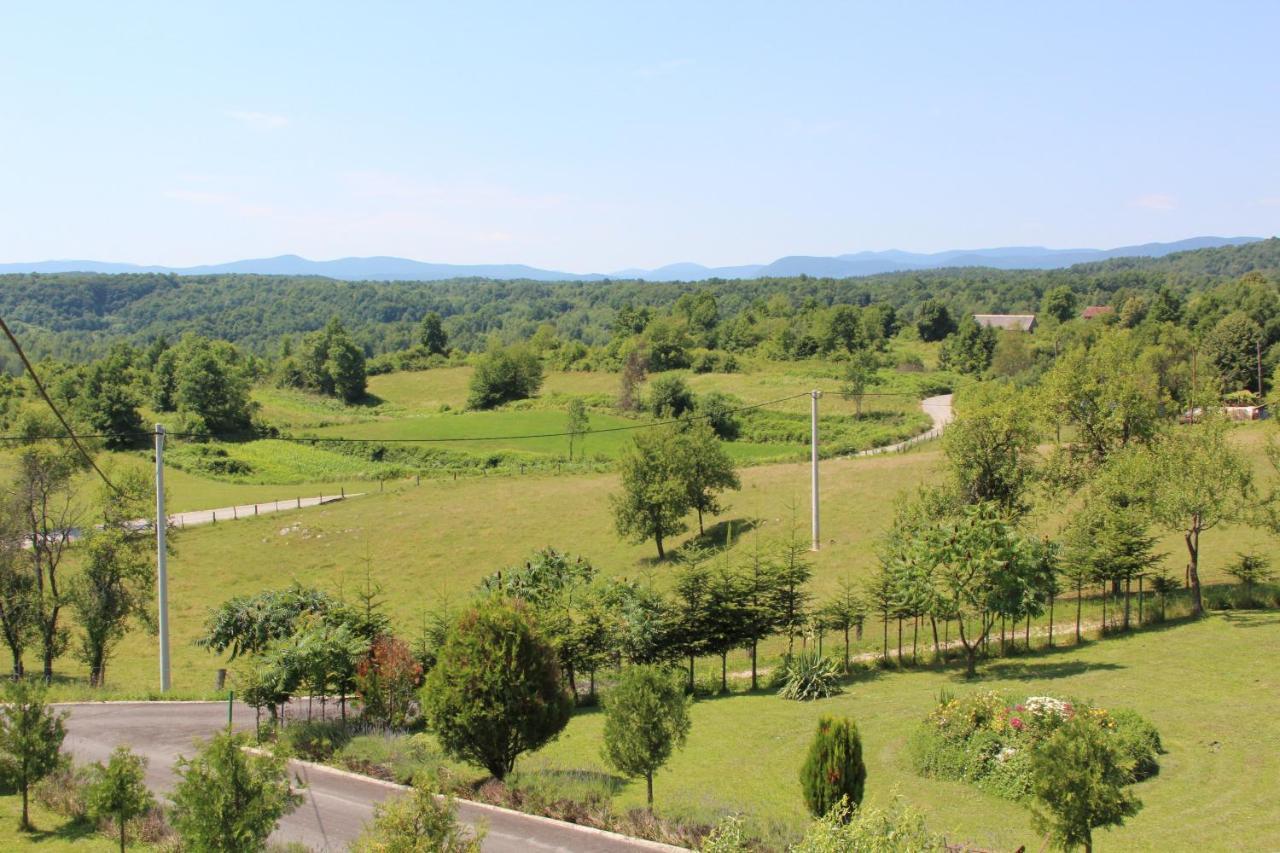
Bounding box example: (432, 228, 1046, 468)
(964, 659, 1124, 683)
(681, 518, 761, 553)
(1216, 610, 1280, 629)
(514, 767, 629, 794)
(19, 816, 102, 845)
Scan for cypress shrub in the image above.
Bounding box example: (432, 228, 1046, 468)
(800, 716, 866, 817)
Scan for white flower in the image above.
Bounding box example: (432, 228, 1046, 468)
(997, 746, 1018, 763)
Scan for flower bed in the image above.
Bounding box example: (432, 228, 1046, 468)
(907, 691, 1161, 801)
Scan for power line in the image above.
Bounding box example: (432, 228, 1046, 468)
(0, 315, 120, 492)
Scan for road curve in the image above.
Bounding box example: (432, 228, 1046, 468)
(59, 702, 680, 852)
(855, 392, 953, 457)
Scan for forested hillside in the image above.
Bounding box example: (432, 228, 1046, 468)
(0, 239, 1276, 367)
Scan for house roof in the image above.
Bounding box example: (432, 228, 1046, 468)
(1081, 305, 1114, 319)
(973, 313, 1037, 331)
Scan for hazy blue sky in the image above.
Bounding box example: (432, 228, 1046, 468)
(2, 2, 1277, 271)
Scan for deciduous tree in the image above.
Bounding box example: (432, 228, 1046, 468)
(601, 665, 691, 812)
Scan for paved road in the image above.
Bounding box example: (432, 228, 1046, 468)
(60, 702, 680, 852)
(855, 393, 953, 457)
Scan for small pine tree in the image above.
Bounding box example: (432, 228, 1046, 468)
(85, 746, 155, 853)
(170, 732, 302, 850)
(600, 664, 691, 811)
(1029, 716, 1142, 852)
(0, 678, 66, 831)
(799, 716, 866, 818)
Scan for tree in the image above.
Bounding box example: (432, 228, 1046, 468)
(0, 535, 36, 679)
(799, 716, 866, 818)
(1040, 333, 1164, 475)
(0, 679, 66, 831)
(921, 502, 1038, 677)
(467, 345, 544, 410)
(198, 584, 337, 660)
(70, 470, 159, 687)
(356, 636, 424, 731)
(170, 732, 302, 851)
(821, 305, 865, 354)
(695, 391, 741, 440)
(1042, 286, 1079, 323)
(916, 300, 957, 342)
(565, 398, 589, 461)
(170, 336, 255, 434)
(840, 350, 881, 417)
(1203, 311, 1263, 392)
(0, 437, 85, 682)
(421, 597, 572, 780)
(676, 422, 741, 535)
(772, 518, 814, 656)
(938, 318, 997, 376)
(77, 347, 146, 449)
(943, 382, 1038, 516)
(611, 426, 691, 559)
(354, 783, 484, 852)
(820, 578, 865, 672)
(1117, 419, 1254, 615)
(300, 317, 368, 403)
(1029, 716, 1142, 852)
(601, 664, 692, 812)
(419, 311, 449, 356)
(85, 746, 155, 853)
(617, 348, 648, 412)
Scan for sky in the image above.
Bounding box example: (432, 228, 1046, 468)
(1, 1, 1278, 272)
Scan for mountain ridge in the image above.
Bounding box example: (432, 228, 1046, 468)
(0, 236, 1263, 282)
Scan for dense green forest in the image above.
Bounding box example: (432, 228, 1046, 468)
(0, 238, 1276, 369)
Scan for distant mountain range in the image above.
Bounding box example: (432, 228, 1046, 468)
(0, 236, 1263, 282)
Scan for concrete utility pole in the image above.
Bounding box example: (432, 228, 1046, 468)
(810, 390, 821, 551)
(155, 424, 170, 693)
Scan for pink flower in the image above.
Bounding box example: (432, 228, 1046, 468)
(1015, 704, 1025, 712)
(1010, 717, 1024, 730)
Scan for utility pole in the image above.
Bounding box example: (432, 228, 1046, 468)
(155, 424, 170, 693)
(810, 390, 821, 551)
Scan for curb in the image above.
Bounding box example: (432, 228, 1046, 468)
(255, 749, 687, 852)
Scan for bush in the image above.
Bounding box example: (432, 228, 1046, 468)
(648, 375, 695, 418)
(352, 783, 484, 852)
(421, 597, 573, 780)
(1110, 709, 1163, 781)
(908, 692, 1161, 803)
(799, 716, 866, 817)
(337, 734, 444, 786)
(777, 651, 843, 702)
(696, 391, 741, 440)
(170, 732, 303, 850)
(793, 795, 946, 852)
(467, 346, 544, 410)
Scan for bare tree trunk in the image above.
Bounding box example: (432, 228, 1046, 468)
(1186, 521, 1204, 615)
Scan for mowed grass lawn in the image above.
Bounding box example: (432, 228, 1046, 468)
(526, 612, 1280, 850)
(50, 435, 1278, 698)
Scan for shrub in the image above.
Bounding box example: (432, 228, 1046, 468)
(170, 732, 303, 851)
(1226, 552, 1274, 587)
(799, 716, 866, 818)
(909, 692, 1161, 805)
(357, 636, 424, 731)
(1110, 709, 1163, 781)
(601, 665, 692, 812)
(793, 794, 946, 852)
(777, 651, 843, 702)
(467, 346, 544, 410)
(696, 391, 741, 440)
(648, 375, 695, 418)
(336, 734, 443, 786)
(352, 783, 484, 852)
(1029, 716, 1143, 852)
(421, 597, 573, 780)
(84, 746, 155, 853)
(0, 678, 67, 831)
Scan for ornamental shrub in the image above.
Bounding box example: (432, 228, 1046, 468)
(777, 651, 843, 702)
(908, 692, 1161, 804)
(799, 716, 866, 818)
(421, 597, 573, 780)
(793, 794, 947, 852)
